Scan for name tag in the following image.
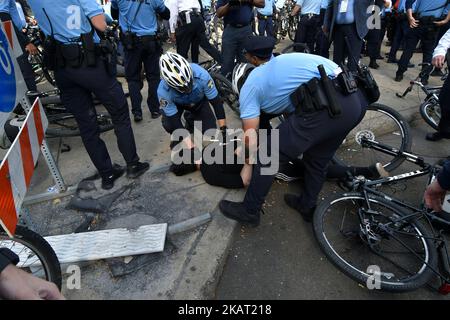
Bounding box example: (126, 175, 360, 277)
(340, 0, 349, 13)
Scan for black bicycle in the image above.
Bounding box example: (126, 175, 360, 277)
(396, 63, 446, 131)
(0, 226, 62, 290)
(314, 137, 450, 293)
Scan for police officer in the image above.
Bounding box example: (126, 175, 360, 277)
(0, 0, 37, 92)
(27, 0, 150, 190)
(219, 36, 369, 227)
(257, 0, 274, 37)
(323, 0, 391, 71)
(366, 3, 390, 69)
(166, 0, 222, 64)
(158, 52, 227, 149)
(110, 0, 170, 122)
(216, 0, 265, 78)
(291, 0, 322, 53)
(387, 0, 414, 64)
(395, 0, 450, 84)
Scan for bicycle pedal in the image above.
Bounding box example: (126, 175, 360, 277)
(438, 283, 450, 295)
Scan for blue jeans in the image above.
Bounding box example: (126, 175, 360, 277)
(258, 16, 274, 37)
(221, 25, 253, 77)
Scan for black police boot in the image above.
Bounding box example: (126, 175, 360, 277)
(275, 162, 301, 182)
(395, 72, 403, 82)
(101, 165, 125, 190)
(369, 59, 380, 69)
(426, 132, 450, 142)
(284, 194, 315, 223)
(127, 161, 150, 179)
(134, 114, 143, 122)
(219, 200, 260, 227)
(151, 111, 161, 119)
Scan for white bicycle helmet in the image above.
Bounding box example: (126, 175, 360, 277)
(232, 63, 255, 95)
(160, 52, 194, 93)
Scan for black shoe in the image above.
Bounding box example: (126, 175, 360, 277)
(127, 161, 150, 179)
(151, 111, 161, 119)
(284, 194, 315, 223)
(395, 72, 403, 82)
(219, 200, 260, 227)
(426, 132, 450, 141)
(134, 114, 143, 122)
(275, 162, 301, 182)
(369, 61, 380, 69)
(431, 69, 445, 77)
(101, 165, 125, 190)
(387, 58, 398, 64)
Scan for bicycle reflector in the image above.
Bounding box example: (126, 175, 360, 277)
(438, 283, 450, 295)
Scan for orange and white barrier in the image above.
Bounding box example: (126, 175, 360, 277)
(0, 98, 48, 237)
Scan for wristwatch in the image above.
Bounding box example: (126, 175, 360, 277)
(0, 248, 20, 274)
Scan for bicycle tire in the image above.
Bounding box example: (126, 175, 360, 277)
(0, 226, 62, 290)
(313, 192, 437, 293)
(419, 98, 440, 131)
(210, 72, 240, 115)
(46, 112, 115, 138)
(333, 103, 411, 172)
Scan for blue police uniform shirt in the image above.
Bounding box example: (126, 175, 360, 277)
(336, 0, 355, 24)
(202, 0, 212, 8)
(0, 0, 26, 29)
(158, 64, 219, 117)
(239, 53, 340, 119)
(413, 0, 450, 18)
(321, 0, 331, 10)
(27, 0, 103, 44)
(295, 0, 321, 15)
(257, 0, 274, 16)
(110, 0, 166, 36)
(216, 0, 254, 26)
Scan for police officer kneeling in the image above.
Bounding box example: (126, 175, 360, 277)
(219, 36, 371, 227)
(28, 0, 149, 190)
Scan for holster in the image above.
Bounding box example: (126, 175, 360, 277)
(42, 35, 58, 71)
(99, 38, 118, 77)
(336, 64, 358, 95)
(81, 32, 97, 67)
(355, 65, 380, 104)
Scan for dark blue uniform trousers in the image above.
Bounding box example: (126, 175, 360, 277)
(258, 16, 274, 37)
(295, 14, 321, 53)
(124, 41, 161, 116)
(397, 23, 439, 78)
(243, 89, 368, 214)
(332, 23, 363, 72)
(55, 60, 139, 177)
(388, 18, 409, 61)
(221, 25, 253, 77)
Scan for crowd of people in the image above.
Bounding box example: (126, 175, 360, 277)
(0, 0, 450, 300)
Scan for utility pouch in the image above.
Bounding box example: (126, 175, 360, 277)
(60, 44, 82, 68)
(100, 38, 117, 77)
(355, 64, 380, 104)
(305, 78, 329, 110)
(81, 32, 97, 67)
(42, 36, 57, 71)
(121, 31, 136, 50)
(336, 64, 358, 95)
(290, 84, 315, 115)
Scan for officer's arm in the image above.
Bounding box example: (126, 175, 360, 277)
(91, 14, 107, 32)
(216, 1, 230, 18)
(209, 96, 226, 128)
(242, 118, 260, 164)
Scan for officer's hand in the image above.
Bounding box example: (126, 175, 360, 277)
(408, 16, 419, 28)
(424, 179, 447, 212)
(433, 55, 446, 69)
(26, 17, 38, 26)
(25, 43, 38, 56)
(434, 19, 449, 27)
(0, 264, 65, 300)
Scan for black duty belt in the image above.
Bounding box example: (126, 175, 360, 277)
(257, 13, 272, 20)
(301, 13, 319, 18)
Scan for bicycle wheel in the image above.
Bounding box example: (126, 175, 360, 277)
(333, 103, 411, 172)
(313, 192, 437, 293)
(288, 16, 297, 41)
(0, 226, 62, 289)
(46, 112, 114, 138)
(211, 72, 240, 115)
(420, 98, 440, 131)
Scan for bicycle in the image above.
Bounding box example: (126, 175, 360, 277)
(396, 63, 446, 131)
(26, 25, 56, 87)
(314, 137, 450, 293)
(0, 225, 62, 290)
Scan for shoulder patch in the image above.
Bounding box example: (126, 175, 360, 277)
(159, 99, 169, 108)
(207, 79, 214, 89)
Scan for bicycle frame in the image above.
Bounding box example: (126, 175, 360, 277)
(347, 138, 450, 288)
